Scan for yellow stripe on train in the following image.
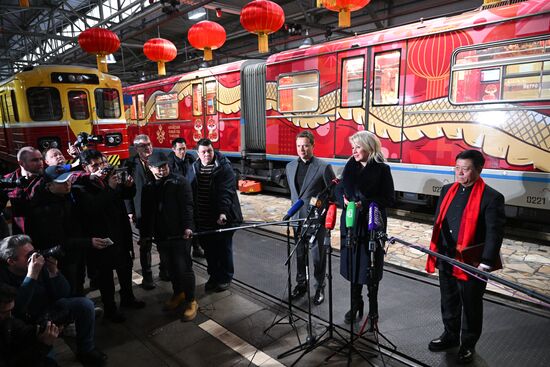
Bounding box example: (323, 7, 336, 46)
(107, 154, 121, 167)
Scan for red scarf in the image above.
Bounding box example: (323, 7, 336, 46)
(426, 178, 485, 281)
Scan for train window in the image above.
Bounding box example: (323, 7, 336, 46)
(156, 93, 178, 120)
(373, 50, 400, 106)
(130, 96, 137, 120)
(192, 84, 203, 116)
(277, 71, 319, 113)
(95, 89, 121, 118)
(205, 81, 217, 115)
(68, 91, 90, 120)
(451, 37, 550, 103)
(27, 87, 62, 121)
(10, 90, 18, 122)
(137, 94, 145, 120)
(341, 57, 365, 108)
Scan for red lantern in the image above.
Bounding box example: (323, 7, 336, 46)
(78, 28, 120, 73)
(144, 38, 177, 76)
(240, 0, 285, 54)
(187, 21, 226, 61)
(407, 30, 472, 99)
(323, 0, 371, 28)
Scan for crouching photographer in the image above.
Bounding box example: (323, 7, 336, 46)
(0, 283, 60, 367)
(0, 235, 107, 367)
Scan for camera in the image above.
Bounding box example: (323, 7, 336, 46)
(0, 177, 29, 189)
(27, 245, 65, 261)
(74, 132, 103, 148)
(36, 306, 73, 333)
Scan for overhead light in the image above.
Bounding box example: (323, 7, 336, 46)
(299, 37, 313, 48)
(188, 8, 206, 20)
(105, 54, 116, 64)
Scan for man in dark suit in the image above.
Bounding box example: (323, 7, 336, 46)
(124, 134, 157, 289)
(285, 131, 335, 305)
(426, 149, 505, 365)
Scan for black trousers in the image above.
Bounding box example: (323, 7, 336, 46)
(157, 239, 195, 300)
(201, 232, 234, 284)
(96, 250, 135, 312)
(439, 270, 487, 348)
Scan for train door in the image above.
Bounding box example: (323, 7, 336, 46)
(368, 45, 405, 161)
(335, 48, 368, 157)
(191, 78, 220, 148)
(67, 89, 93, 145)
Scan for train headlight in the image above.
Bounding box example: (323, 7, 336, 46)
(37, 137, 61, 151)
(105, 133, 122, 147)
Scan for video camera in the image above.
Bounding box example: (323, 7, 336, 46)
(74, 132, 103, 148)
(0, 177, 29, 189)
(36, 306, 73, 332)
(27, 245, 65, 261)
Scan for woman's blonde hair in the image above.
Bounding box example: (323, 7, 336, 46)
(349, 131, 385, 163)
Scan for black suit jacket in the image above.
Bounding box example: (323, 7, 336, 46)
(435, 181, 505, 267)
(124, 154, 154, 227)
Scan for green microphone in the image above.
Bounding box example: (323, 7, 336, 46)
(346, 201, 356, 228)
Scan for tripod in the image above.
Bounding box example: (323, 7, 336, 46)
(264, 220, 301, 343)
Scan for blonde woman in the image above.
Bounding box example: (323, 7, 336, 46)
(339, 131, 394, 325)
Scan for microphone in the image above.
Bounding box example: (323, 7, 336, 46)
(324, 203, 337, 230)
(283, 199, 304, 221)
(368, 202, 383, 231)
(345, 201, 356, 229)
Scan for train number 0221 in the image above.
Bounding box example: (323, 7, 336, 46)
(526, 196, 546, 205)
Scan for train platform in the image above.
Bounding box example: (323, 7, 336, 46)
(53, 197, 550, 367)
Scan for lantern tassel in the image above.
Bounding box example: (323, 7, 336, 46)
(96, 54, 108, 73)
(339, 9, 351, 28)
(157, 61, 166, 76)
(19, 0, 30, 7)
(203, 48, 213, 61)
(258, 33, 269, 54)
(316, 0, 323, 7)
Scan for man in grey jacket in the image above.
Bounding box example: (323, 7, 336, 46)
(285, 131, 335, 305)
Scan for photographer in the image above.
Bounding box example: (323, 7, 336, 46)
(1, 146, 44, 236)
(0, 235, 107, 366)
(75, 150, 145, 322)
(0, 282, 59, 367)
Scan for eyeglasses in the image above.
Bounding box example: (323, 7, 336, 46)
(136, 143, 152, 148)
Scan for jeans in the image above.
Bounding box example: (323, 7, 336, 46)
(55, 297, 95, 353)
(157, 239, 195, 300)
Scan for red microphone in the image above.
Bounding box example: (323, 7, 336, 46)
(325, 202, 337, 230)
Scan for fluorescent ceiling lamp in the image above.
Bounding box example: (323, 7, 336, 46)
(188, 8, 206, 20)
(105, 54, 116, 64)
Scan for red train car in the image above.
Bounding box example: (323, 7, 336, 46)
(125, 0, 550, 215)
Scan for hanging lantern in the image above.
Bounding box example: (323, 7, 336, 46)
(323, 0, 371, 28)
(187, 21, 226, 61)
(78, 28, 120, 73)
(240, 0, 285, 54)
(143, 38, 177, 76)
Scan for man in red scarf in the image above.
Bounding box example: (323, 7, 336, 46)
(426, 150, 505, 364)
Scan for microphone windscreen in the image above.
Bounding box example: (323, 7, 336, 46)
(283, 199, 304, 220)
(368, 202, 383, 231)
(345, 201, 356, 228)
(325, 203, 337, 230)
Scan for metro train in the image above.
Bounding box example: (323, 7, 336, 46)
(0, 65, 129, 167)
(133, 0, 548, 217)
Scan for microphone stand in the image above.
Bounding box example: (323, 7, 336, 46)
(264, 218, 301, 343)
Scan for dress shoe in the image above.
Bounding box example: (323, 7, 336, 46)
(77, 348, 107, 367)
(192, 246, 205, 258)
(290, 284, 307, 300)
(182, 300, 198, 321)
(205, 280, 217, 293)
(428, 333, 460, 351)
(141, 278, 156, 290)
(163, 292, 186, 311)
(313, 287, 325, 305)
(120, 298, 146, 309)
(215, 282, 231, 292)
(457, 346, 475, 364)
